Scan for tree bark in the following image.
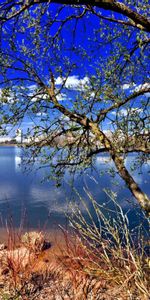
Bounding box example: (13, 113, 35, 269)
(112, 153, 150, 214)
(1, 0, 150, 32)
(39, 0, 150, 32)
(45, 80, 150, 214)
(89, 123, 150, 214)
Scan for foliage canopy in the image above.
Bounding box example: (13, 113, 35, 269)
(0, 1, 150, 212)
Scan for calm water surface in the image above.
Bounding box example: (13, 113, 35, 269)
(0, 146, 149, 231)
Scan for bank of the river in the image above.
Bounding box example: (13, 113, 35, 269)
(0, 229, 149, 300)
(0, 146, 149, 299)
(0, 143, 17, 147)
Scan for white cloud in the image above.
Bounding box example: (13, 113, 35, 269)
(122, 83, 136, 90)
(60, 116, 70, 122)
(122, 82, 150, 92)
(96, 156, 114, 167)
(36, 112, 47, 117)
(55, 75, 89, 90)
(56, 92, 67, 101)
(55, 77, 64, 85)
(135, 82, 150, 92)
(31, 93, 48, 102)
(90, 92, 95, 98)
(29, 84, 37, 91)
(111, 109, 128, 116)
(111, 107, 143, 117)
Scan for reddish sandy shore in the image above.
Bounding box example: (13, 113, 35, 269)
(0, 226, 67, 248)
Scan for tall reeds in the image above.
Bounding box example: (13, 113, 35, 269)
(61, 188, 150, 298)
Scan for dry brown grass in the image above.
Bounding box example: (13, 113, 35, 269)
(0, 220, 52, 300)
(0, 191, 149, 299)
(57, 189, 150, 299)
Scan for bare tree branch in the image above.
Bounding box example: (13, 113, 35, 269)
(1, 0, 150, 32)
(97, 85, 150, 121)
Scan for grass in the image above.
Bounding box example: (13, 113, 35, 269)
(0, 218, 49, 300)
(0, 189, 149, 299)
(58, 188, 150, 299)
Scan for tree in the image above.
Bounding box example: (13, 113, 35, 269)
(0, 1, 150, 213)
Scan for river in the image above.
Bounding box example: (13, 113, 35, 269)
(0, 146, 149, 232)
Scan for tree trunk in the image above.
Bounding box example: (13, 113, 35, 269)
(47, 82, 150, 214)
(112, 153, 150, 214)
(90, 123, 150, 214)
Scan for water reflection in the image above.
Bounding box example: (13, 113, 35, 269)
(15, 156, 21, 171)
(0, 146, 149, 229)
(0, 183, 17, 203)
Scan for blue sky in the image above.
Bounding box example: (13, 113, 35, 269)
(0, 2, 149, 140)
(1, 79, 149, 141)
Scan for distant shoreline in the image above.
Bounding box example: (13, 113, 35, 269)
(0, 143, 19, 147)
